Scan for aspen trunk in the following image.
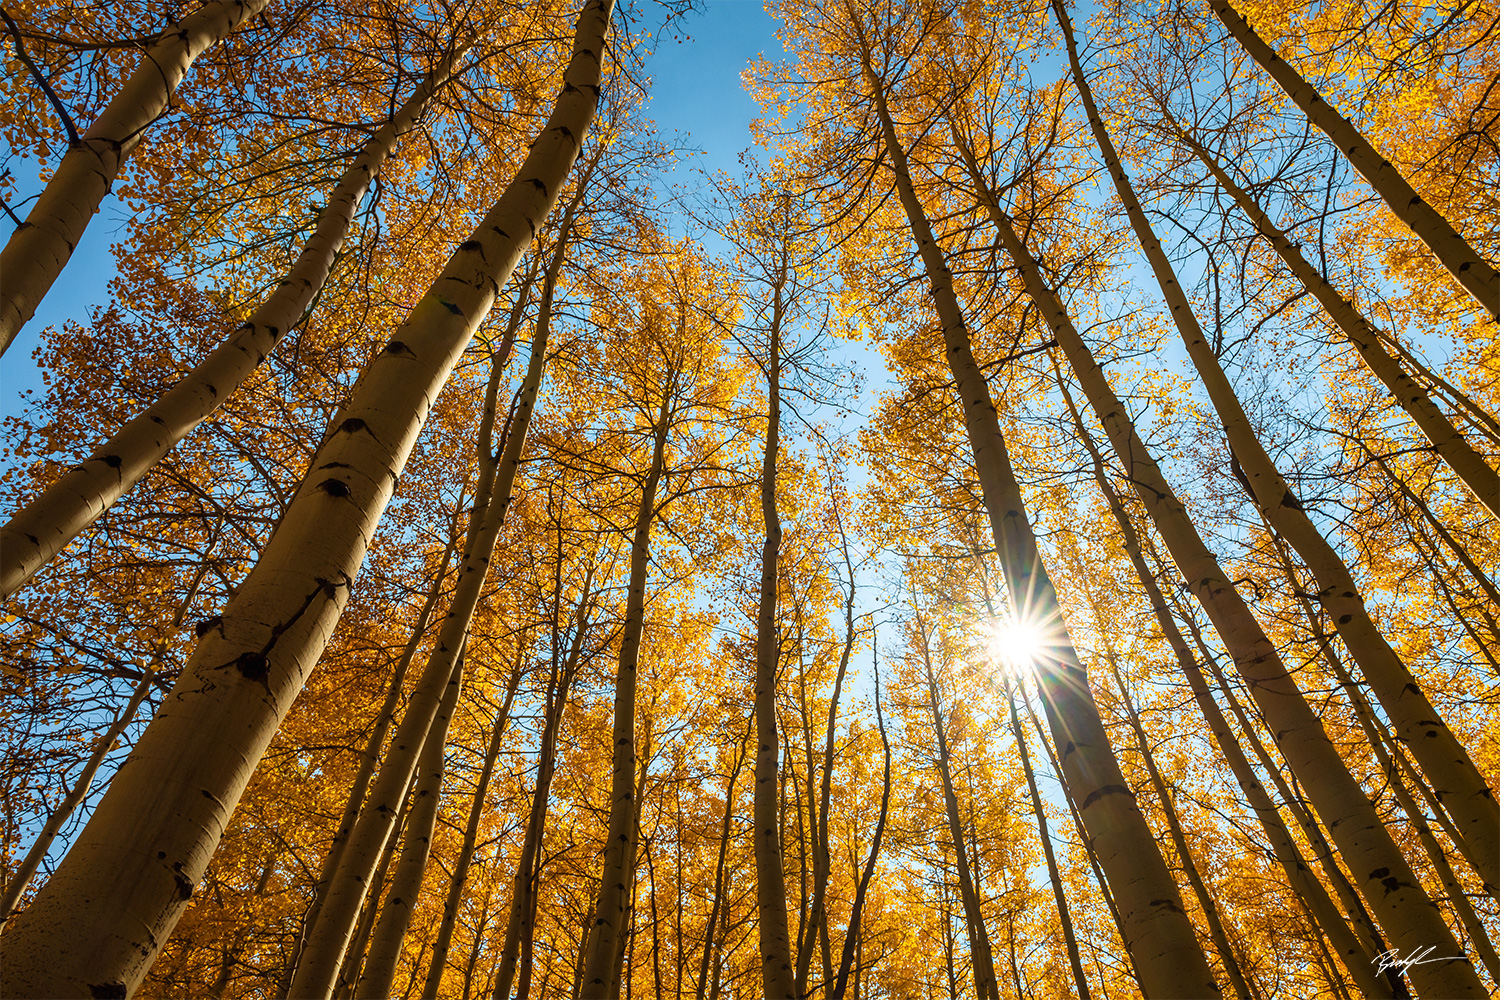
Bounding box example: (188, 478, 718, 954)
(487, 574, 596, 1000)
(694, 725, 750, 1000)
(1209, 0, 1500, 322)
(1173, 602, 1410, 997)
(1374, 331, 1500, 446)
(1265, 522, 1500, 916)
(0, 5, 611, 993)
(1317, 618, 1500, 981)
(875, 72, 1212, 991)
(752, 289, 797, 1000)
(969, 154, 1483, 993)
(355, 648, 473, 999)
(1059, 377, 1394, 997)
(0, 47, 470, 597)
(419, 655, 515, 998)
(800, 523, 857, 998)
(912, 617, 1000, 1000)
(1024, 697, 1146, 995)
(337, 774, 418, 999)
(1005, 673, 1091, 1000)
(280, 497, 467, 995)
(0, 664, 155, 924)
(1103, 657, 1252, 1000)
(1055, 0, 1499, 887)
(291, 209, 577, 999)
(0, 0, 270, 352)
(829, 658, 890, 1000)
(578, 393, 671, 997)
(607, 719, 653, 1000)
(1160, 113, 1500, 519)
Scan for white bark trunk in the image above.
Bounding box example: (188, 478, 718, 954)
(1163, 115, 1500, 520)
(1054, 2, 1499, 897)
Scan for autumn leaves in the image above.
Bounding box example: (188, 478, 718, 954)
(1, 0, 1497, 996)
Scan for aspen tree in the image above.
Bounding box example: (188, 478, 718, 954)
(1055, 373, 1397, 997)
(354, 645, 477, 1000)
(829, 653, 890, 1000)
(335, 770, 421, 999)
(846, 10, 1216, 988)
(751, 264, 798, 1000)
(694, 724, 752, 1000)
(279, 496, 470, 994)
(291, 176, 588, 998)
(1004, 672, 1092, 1000)
(1101, 653, 1254, 1000)
(0, 0, 271, 353)
(579, 388, 673, 998)
(420, 646, 524, 995)
(0, 46, 472, 597)
(1209, 0, 1500, 322)
(801, 499, 859, 998)
(1053, 0, 1498, 894)
(959, 124, 1485, 992)
(1024, 697, 1147, 995)
(484, 565, 599, 1000)
(911, 611, 1000, 1000)
(1271, 533, 1500, 981)
(1150, 105, 1500, 519)
(1169, 590, 1411, 997)
(0, 4, 612, 993)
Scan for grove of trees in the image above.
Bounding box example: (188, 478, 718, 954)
(0, 0, 1495, 997)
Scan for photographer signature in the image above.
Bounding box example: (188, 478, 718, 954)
(1373, 946, 1466, 975)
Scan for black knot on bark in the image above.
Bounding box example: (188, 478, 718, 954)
(195, 615, 222, 637)
(383, 339, 414, 356)
(318, 478, 351, 498)
(337, 417, 369, 435)
(89, 983, 127, 999)
(101, 453, 122, 468)
(235, 651, 269, 683)
(172, 868, 193, 901)
(1080, 783, 1134, 809)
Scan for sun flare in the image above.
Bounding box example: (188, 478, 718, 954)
(986, 618, 1045, 676)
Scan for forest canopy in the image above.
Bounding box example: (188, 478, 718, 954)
(0, 0, 1496, 997)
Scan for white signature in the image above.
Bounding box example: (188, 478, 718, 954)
(1373, 946, 1466, 975)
